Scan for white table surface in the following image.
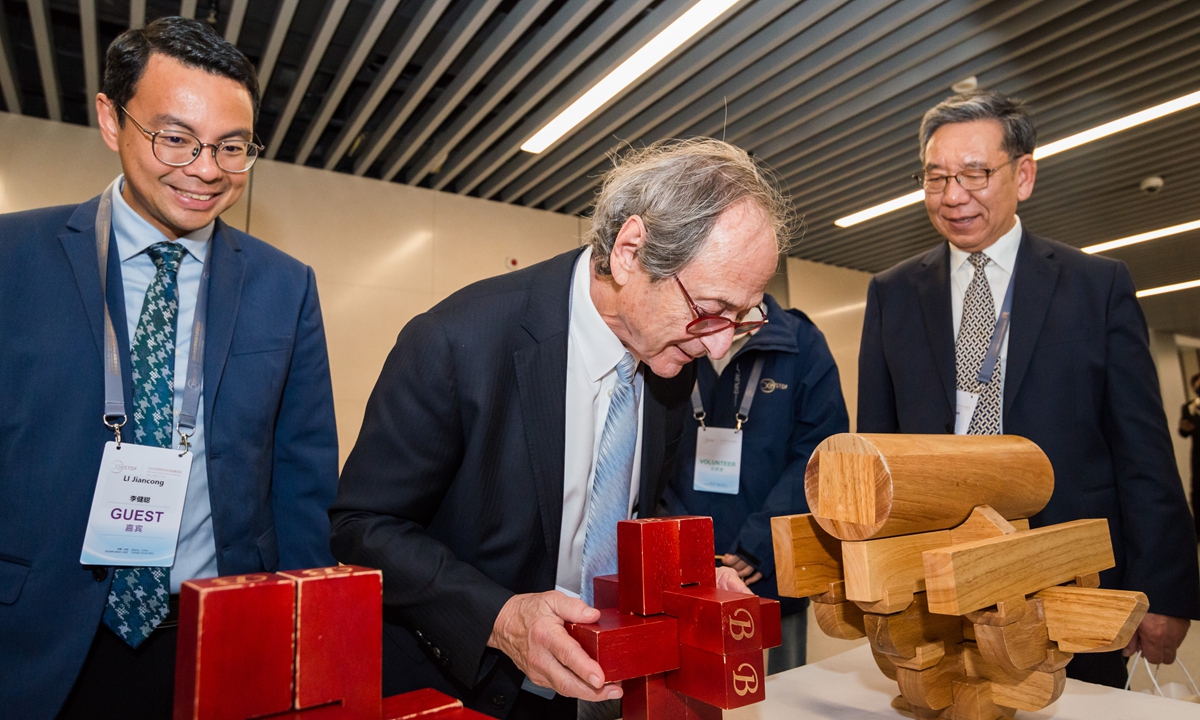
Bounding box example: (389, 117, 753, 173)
(723, 644, 1200, 720)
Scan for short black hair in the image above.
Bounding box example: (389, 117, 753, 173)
(919, 91, 1036, 164)
(102, 16, 260, 126)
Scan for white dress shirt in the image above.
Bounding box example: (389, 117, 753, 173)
(558, 247, 645, 597)
(949, 216, 1023, 434)
(112, 176, 219, 593)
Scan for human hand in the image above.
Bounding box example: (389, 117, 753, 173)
(1123, 612, 1191, 665)
(721, 553, 763, 585)
(486, 591, 620, 701)
(1181, 417, 1196, 435)
(716, 564, 755, 595)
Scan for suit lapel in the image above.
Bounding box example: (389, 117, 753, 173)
(60, 197, 136, 414)
(1004, 232, 1059, 413)
(201, 220, 246, 428)
(914, 244, 956, 413)
(513, 250, 581, 561)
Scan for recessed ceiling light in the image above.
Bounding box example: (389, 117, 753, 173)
(1136, 278, 1200, 298)
(520, 0, 741, 154)
(1083, 219, 1200, 254)
(834, 87, 1200, 229)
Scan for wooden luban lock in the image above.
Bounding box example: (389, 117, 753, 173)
(804, 434, 1055, 541)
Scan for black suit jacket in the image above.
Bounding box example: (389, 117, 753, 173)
(858, 230, 1199, 620)
(329, 249, 692, 716)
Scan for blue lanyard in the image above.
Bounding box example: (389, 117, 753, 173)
(95, 179, 210, 451)
(976, 261, 1017, 385)
(691, 356, 765, 431)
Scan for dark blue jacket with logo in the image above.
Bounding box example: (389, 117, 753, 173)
(663, 294, 848, 613)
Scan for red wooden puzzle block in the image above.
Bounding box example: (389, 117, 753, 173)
(174, 573, 297, 720)
(682, 696, 723, 720)
(758, 597, 782, 649)
(567, 608, 681, 681)
(593, 574, 620, 610)
(278, 566, 383, 718)
(662, 586, 763, 655)
(621, 674, 686, 720)
(666, 645, 766, 710)
(618, 519, 682, 615)
(676, 516, 716, 588)
(380, 688, 461, 719)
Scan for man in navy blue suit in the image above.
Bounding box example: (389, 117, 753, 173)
(0, 17, 338, 718)
(858, 91, 1199, 687)
(331, 139, 791, 719)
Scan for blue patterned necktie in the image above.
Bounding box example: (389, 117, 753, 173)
(580, 353, 639, 606)
(956, 252, 1003, 434)
(102, 241, 186, 648)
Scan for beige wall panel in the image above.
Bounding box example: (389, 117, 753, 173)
(0, 111, 120, 212)
(786, 257, 872, 431)
(247, 159, 435, 293)
(432, 189, 581, 298)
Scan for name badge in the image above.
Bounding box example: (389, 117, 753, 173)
(693, 427, 742, 494)
(955, 390, 980, 435)
(80, 442, 193, 567)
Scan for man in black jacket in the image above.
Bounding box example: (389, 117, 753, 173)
(857, 91, 1198, 687)
(331, 139, 794, 718)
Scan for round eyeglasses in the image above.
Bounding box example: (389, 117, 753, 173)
(912, 157, 1017, 194)
(119, 104, 263, 173)
(675, 277, 767, 336)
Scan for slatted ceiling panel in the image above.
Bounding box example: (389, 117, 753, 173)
(3, 0, 1199, 335)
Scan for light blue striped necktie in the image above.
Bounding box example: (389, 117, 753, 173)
(580, 352, 638, 606)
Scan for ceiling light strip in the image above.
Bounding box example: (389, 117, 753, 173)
(833, 190, 924, 228)
(520, 0, 740, 154)
(1083, 219, 1200, 254)
(835, 87, 1200, 229)
(1136, 279, 1200, 298)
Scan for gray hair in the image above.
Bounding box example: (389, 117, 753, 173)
(586, 137, 795, 280)
(919, 91, 1037, 164)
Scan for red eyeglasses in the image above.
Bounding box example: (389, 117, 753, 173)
(675, 277, 768, 337)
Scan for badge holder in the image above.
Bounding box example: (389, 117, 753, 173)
(691, 358, 764, 495)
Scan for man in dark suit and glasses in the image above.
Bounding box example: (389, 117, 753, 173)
(857, 91, 1199, 687)
(0, 17, 338, 719)
(331, 138, 792, 719)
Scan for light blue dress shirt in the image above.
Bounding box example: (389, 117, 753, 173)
(112, 176, 219, 593)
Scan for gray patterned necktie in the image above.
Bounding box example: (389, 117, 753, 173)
(956, 252, 1003, 434)
(102, 241, 186, 647)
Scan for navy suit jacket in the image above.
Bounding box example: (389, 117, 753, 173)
(858, 230, 1200, 620)
(0, 197, 339, 718)
(330, 249, 693, 717)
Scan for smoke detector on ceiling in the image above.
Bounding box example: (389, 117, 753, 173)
(1140, 176, 1165, 194)
(951, 76, 978, 93)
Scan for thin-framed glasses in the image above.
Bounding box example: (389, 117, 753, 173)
(912, 157, 1017, 194)
(675, 277, 767, 336)
(119, 104, 263, 173)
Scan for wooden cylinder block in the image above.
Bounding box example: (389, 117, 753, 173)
(804, 434, 1054, 541)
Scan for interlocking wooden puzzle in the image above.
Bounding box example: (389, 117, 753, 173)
(173, 565, 489, 720)
(567, 516, 782, 719)
(772, 433, 1148, 720)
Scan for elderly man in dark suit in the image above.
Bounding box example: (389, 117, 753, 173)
(331, 138, 792, 719)
(0, 18, 338, 719)
(857, 91, 1199, 687)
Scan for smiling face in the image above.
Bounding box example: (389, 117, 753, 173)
(598, 199, 780, 378)
(922, 119, 1036, 253)
(97, 53, 254, 240)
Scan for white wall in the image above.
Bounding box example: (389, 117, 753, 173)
(785, 257, 872, 432)
(0, 111, 583, 465)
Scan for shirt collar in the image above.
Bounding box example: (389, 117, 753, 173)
(571, 246, 633, 383)
(112, 174, 213, 263)
(948, 215, 1023, 276)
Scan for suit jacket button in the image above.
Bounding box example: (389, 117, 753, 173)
(92, 567, 108, 582)
(944, 422, 954, 433)
(490, 694, 506, 709)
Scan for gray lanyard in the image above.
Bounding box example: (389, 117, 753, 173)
(976, 262, 1017, 385)
(96, 179, 210, 452)
(691, 356, 765, 431)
